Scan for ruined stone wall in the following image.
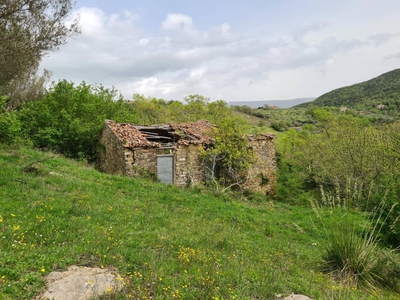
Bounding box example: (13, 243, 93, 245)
(98, 124, 126, 175)
(174, 144, 205, 187)
(126, 148, 159, 178)
(123, 145, 205, 187)
(243, 134, 276, 195)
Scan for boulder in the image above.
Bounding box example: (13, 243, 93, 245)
(282, 293, 314, 300)
(36, 265, 123, 300)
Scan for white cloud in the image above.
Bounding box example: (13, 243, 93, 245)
(40, 4, 400, 101)
(125, 77, 178, 97)
(161, 13, 193, 31)
(368, 33, 400, 46)
(138, 38, 150, 46)
(220, 23, 231, 34)
(189, 68, 206, 79)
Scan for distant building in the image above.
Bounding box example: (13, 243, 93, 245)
(376, 104, 386, 109)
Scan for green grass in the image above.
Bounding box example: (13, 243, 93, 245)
(235, 107, 313, 133)
(0, 145, 398, 299)
(234, 111, 281, 135)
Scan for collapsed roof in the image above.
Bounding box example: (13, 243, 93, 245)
(105, 120, 214, 148)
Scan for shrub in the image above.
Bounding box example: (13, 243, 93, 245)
(319, 214, 381, 287)
(0, 96, 23, 144)
(0, 110, 22, 144)
(368, 177, 400, 248)
(313, 189, 400, 291)
(275, 152, 314, 206)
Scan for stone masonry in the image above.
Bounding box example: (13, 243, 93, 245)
(243, 134, 276, 195)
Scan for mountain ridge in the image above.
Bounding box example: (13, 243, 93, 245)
(228, 97, 314, 109)
(296, 69, 400, 109)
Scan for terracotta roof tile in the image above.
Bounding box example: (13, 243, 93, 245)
(105, 120, 214, 148)
(105, 121, 161, 148)
(171, 120, 214, 145)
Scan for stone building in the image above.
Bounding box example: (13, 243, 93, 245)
(98, 120, 276, 194)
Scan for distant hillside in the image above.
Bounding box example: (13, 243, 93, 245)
(228, 98, 314, 109)
(297, 69, 400, 109)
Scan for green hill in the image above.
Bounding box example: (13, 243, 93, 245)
(298, 69, 400, 110)
(1, 145, 397, 299)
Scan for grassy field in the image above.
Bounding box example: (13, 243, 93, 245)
(234, 111, 281, 135)
(0, 145, 398, 299)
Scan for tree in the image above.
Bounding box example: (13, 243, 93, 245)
(0, 0, 80, 102)
(130, 94, 169, 125)
(205, 117, 254, 191)
(183, 94, 210, 121)
(4, 68, 52, 109)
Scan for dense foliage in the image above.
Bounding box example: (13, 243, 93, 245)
(0, 96, 22, 144)
(276, 109, 400, 247)
(17, 80, 140, 160)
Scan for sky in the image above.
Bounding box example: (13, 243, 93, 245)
(40, 0, 400, 102)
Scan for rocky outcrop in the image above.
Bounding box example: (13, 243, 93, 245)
(36, 266, 123, 300)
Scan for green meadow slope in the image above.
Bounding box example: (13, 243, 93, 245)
(0, 146, 397, 299)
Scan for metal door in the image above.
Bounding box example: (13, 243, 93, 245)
(157, 155, 174, 184)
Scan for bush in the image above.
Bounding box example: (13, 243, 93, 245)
(18, 80, 139, 161)
(0, 96, 23, 144)
(320, 215, 380, 287)
(271, 121, 287, 132)
(278, 112, 400, 248)
(0, 111, 22, 144)
(275, 152, 315, 206)
(364, 177, 400, 248)
(313, 192, 400, 291)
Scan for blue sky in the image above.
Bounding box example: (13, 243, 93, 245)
(40, 0, 400, 102)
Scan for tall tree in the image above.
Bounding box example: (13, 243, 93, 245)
(0, 0, 80, 104)
(4, 68, 52, 109)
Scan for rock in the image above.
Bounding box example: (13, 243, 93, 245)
(35, 265, 123, 300)
(282, 293, 314, 300)
(49, 172, 62, 176)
